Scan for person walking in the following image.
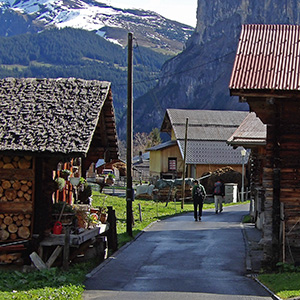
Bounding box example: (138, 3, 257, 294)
(213, 179, 225, 214)
(192, 180, 206, 221)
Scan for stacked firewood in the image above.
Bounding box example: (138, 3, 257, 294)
(0, 179, 33, 202)
(0, 213, 31, 240)
(175, 184, 192, 200)
(0, 155, 33, 242)
(155, 186, 175, 201)
(212, 166, 234, 176)
(0, 156, 32, 170)
(201, 166, 242, 195)
(0, 252, 22, 264)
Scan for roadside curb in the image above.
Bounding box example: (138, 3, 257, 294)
(241, 221, 282, 300)
(250, 275, 282, 300)
(241, 221, 252, 273)
(252, 274, 300, 300)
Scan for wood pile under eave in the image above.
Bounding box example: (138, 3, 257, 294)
(0, 213, 31, 240)
(0, 155, 34, 243)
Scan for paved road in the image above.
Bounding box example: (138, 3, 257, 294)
(84, 203, 272, 300)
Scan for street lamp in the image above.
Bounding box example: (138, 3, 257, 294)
(241, 148, 247, 202)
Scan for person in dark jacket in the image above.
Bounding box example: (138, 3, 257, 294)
(192, 180, 206, 221)
(213, 179, 225, 214)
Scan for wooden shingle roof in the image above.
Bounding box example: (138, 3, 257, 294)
(230, 24, 300, 96)
(160, 109, 249, 165)
(227, 112, 266, 147)
(0, 77, 117, 156)
(161, 109, 248, 141)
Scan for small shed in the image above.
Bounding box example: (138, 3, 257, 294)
(230, 24, 300, 266)
(0, 77, 118, 264)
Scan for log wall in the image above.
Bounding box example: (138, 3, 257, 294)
(249, 98, 300, 266)
(249, 147, 266, 229)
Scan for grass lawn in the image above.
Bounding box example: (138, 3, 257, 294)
(258, 269, 300, 299)
(0, 260, 93, 299)
(91, 192, 247, 248)
(0, 192, 197, 299)
(92, 192, 197, 248)
(2, 193, 291, 300)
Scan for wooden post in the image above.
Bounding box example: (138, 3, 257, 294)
(181, 118, 189, 209)
(272, 104, 281, 265)
(63, 226, 70, 270)
(280, 202, 285, 263)
(126, 32, 134, 236)
(30, 252, 47, 270)
(46, 246, 63, 268)
(107, 206, 118, 252)
(138, 203, 142, 222)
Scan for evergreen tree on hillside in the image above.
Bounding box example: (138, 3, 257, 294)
(0, 27, 172, 126)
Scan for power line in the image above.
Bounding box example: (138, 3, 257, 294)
(119, 49, 236, 86)
(136, 50, 235, 85)
(122, 35, 236, 122)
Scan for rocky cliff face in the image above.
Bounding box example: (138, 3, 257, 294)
(131, 0, 300, 136)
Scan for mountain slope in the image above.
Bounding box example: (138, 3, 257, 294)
(0, 0, 195, 132)
(0, 0, 194, 55)
(129, 0, 300, 135)
(0, 27, 171, 121)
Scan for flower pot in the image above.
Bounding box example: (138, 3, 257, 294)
(100, 213, 107, 224)
(106, 177, 114, 185)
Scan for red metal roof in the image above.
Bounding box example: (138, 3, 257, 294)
(229, 24, 300, 92)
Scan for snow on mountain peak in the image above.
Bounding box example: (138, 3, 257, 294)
(0, 0, 194, 54)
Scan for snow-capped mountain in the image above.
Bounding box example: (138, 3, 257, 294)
(0, 0, 194, 54)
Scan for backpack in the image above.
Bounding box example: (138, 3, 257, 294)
(214, 181, 222, 195)
(195, 185, 205, 200)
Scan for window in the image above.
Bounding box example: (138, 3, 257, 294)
(168, 158, 177, 171)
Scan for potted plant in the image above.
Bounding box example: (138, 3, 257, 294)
(60, 169, 72, 180)
(52, 201, 75, 225)
(55, 177, 66, 191)
(78, 180, 92, 204)
(97, 207, 107, 224)
(106, 173, 115, 185)
(93, 196, 108, 224)
(86, 212, 99, 228)
(75, 208, 88, 229)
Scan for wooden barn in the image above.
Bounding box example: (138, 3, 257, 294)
(230, 24, 300, 267)
(0, 77, 118, 265)
(227, 112, 267, 229)
(147, 109, 249, 180)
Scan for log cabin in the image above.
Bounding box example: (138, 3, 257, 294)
(227, 112, 267, 229)
(0, 77, 118, 263)
(230, 24, 300, 267)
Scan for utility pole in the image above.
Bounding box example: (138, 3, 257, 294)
(126, 32, 133, 236)
(181, 118, 188, 209)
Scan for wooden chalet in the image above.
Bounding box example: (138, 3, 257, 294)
(95, 159, 126, 179)
(0, 77, 118, 264)
(227, 112, 267, 229)
(147, 109, 249, 179)
(230, 24, 300, 266)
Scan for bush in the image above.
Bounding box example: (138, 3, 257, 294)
(78, 183, 92, 204)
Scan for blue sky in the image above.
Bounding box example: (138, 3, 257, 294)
(102, 0, 197, 27)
